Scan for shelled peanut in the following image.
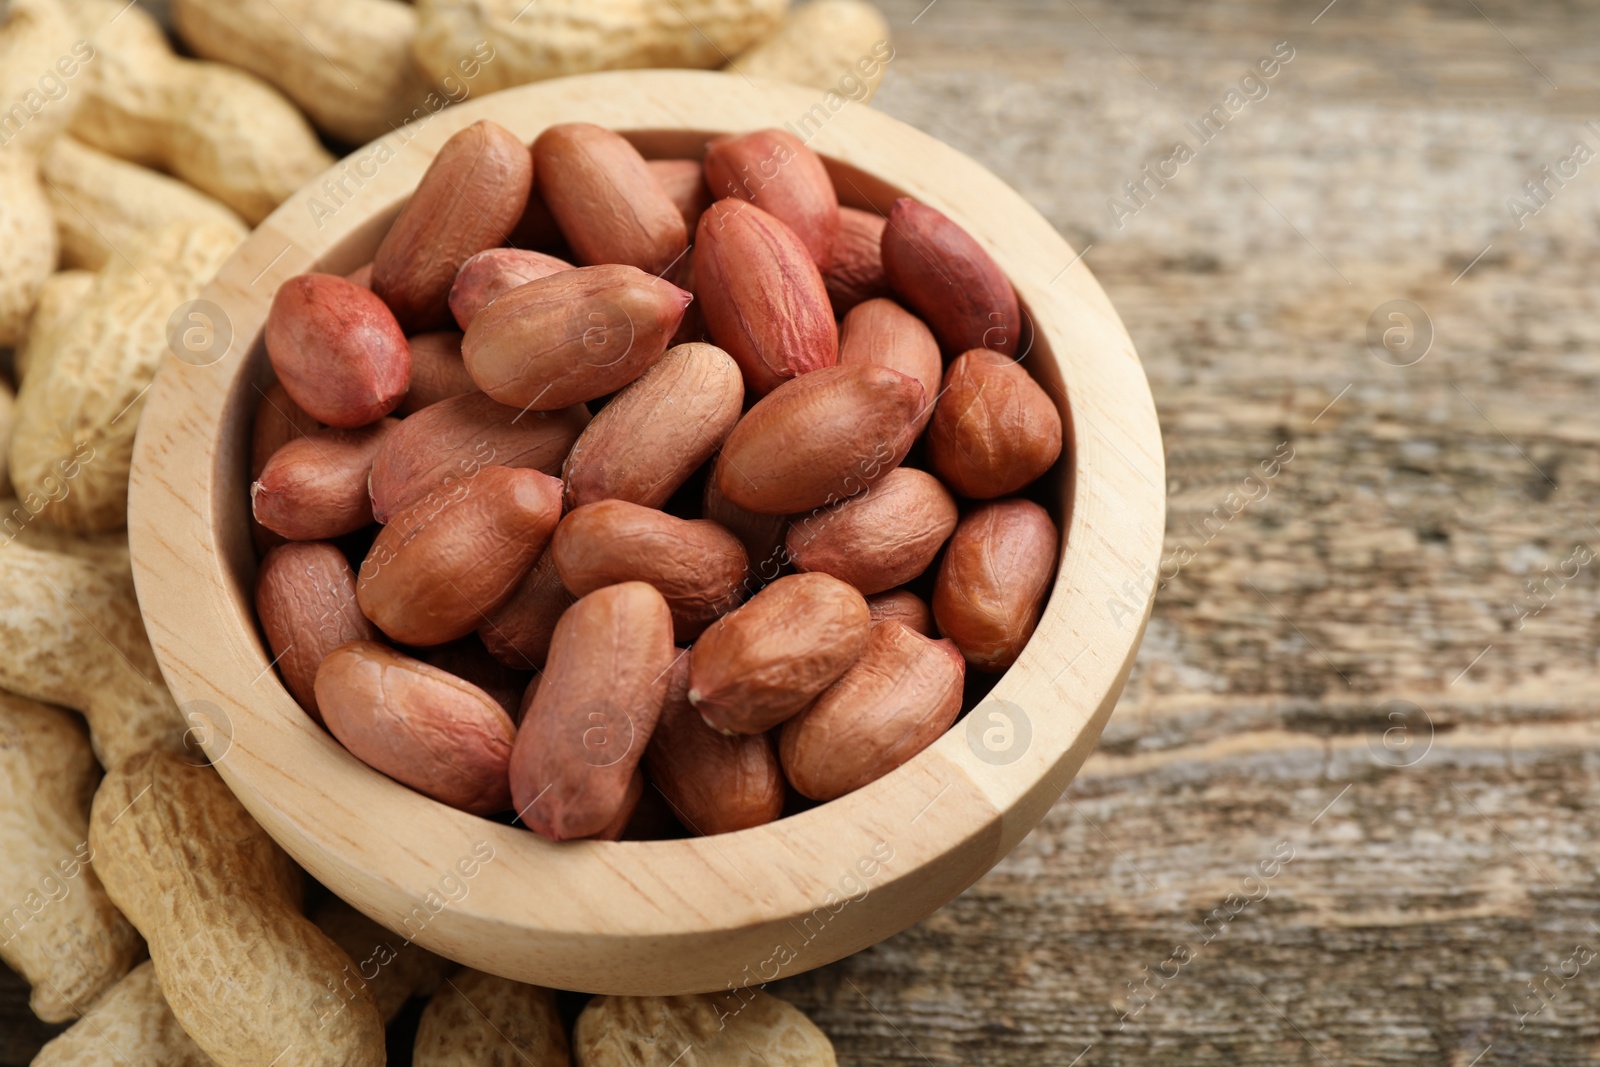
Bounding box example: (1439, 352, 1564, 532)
(247, 118, 1064, 847)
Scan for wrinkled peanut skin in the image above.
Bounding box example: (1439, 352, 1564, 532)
(881, 197, 1020, 357)
(645, 656, 783, 836)
(866, 589, 935, 636)
(448, 248, 574, 330)
(688, 572, 869, 735)
(702, 474, 788, 583)
(575, 991, 836, 1067)
(552, 499, 748, 640)
(648, 158, 712, 234)
(252, 420, 396, 541)
(787, 467, 957, 595)
(932, 498, 1059, 671)
(398, 331, 477, 415)
(562, 342, 744, 510)
(357, 466, 562, 646)
(257, 541, 380, 721)
(373, 120, 533, 331)
(265, 273, 411, 427)
(824, 206, 890, 314)
(534, 123, 688, 274)
(704, 128, 840, 271)
(838, 297, 940, 435)
(316, 643, 514, 814)
(478, 553, 573, 671)
(715, 363, 923, 515)
(461, 263, 691, 410)
(927, 349, 1064, 499)
(510, 582, 675, 841)
(368, 391, 589, 523)
(695, 198, 838, 395)
(780, 621, 965, 801)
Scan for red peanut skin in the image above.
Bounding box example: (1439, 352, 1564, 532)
(420, 640, 532, 724)
(704, 129, 840, 271)
(251, 420, 396, 541)
(368, 391, 589, 523)
(932, 498, 1059, 671)
(824, 206, 890, 314)
(478, 552, 573, 670)
(256, 542, 379, 722)
(644, 656, 783, 836)
(648, 158, 712, 235)
(264, 273, 411, 428)
(838, 297, 941, 436)
(785, 466, 958, 595)
(780, 622, 965, 801)
(881, 197, 1021, 357)
(356, 466, 563, 647)
(448, 248, 574, 330)
(316, 641, 515, 815)
(372, 120, 533, 331)
(397, 331, 476, 415)
(509, 582, 675, 841)
(927, 349, 1064, 499)
(533, 123, 688, 275)
(867, 589, 934, 636)
(695, 198, 838, 396)
(249, 381, 320, 553)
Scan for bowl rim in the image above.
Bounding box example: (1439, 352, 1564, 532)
(128, 68, 1164, 995)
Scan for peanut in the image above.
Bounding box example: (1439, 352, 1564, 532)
(932, 498, 1058, 671)
(32, 961, 214, 1067)
(256, 541, 381, 721)
(881, 196, 1020, 357)
(0, 498, 129, 571)
(413, 968, 569, 1067)
(648, 158, 712, 234)
(312, 897, 451, 1024)
(90, 749, 385, 1066)
(317, 641, 516, 814)
(461, 263, 691, 409)
(927, 349, 1064, 498)
(373, 119, 533, 331)
(837, 296, 940, 434)
(866, 588, 933, 635)
(14, 268, 95, 385)
(421, 639, 533, 722)
(41, 136, 247, 271)
(551, 499, 748, 639)
(509, 582, 675, 841)
(0, 693, 141, 1022)
(369, 391, 588, 522)
(561, 341, 744, 511)
(705, 129, 840, 270)
(0, 152, 61, 349)
(780, 620, 964, 800)
(695, 197, 838, 395)
(702, 474, 787, 581)
(644, 655, 784, 835)
(534, 123, 688, 274)
(357, 465, 562, 647)
(265, 273, 412, 428)
(688, 572, 869, 734)
(448, 247, 573, 330)
(823, 205, 890, 314)
(714, 363, 923, 515)
(398, 331, 478, 415)
(478, 553, 574, 671)
(786, 467, 957, 595)
(0, 0, 84, 153)
(727, 0, 893, 103)
(251, 420, 398, 541)
(574, 990, 836, 1066)
(250, 381, 321, 478)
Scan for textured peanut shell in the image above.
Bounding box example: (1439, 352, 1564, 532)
(866, 588, 934, 636)
(705, 129, 840, 270)
(14, 268, 94, 385)
(534, 123, 688, 274)
(780, 621, 965, 801)
(562, 342, 744, 510)
(715, 363, 923, 515)
(509, 582, 675, 841)
(67, 0, 333, 224)
(0, 500, 129, 571)
(551, 499, 748, 639)
(881, 196, 1021, 357)
(357, 466, 563, 647)
(726, 0, 893, 102)
(265, 273, 412, 428)
(41, 136, 248, 271)
(398, 331, 478, 415)
(252, 420, 396, 541)
(256, 541, 380, 721)
(32, 961, 214, 1067)
(932, 498, 1058, 671)
(822, 206, 891, 315)
(688, 572, 870, 735)
(0, 153, 60, 349)
(90, 750, 385, 1067)
(0, 693, 142, 1023)
(413, 968, 569, 1067)
(10, 221, 240, 531)
(644, 656, 783, 836)
(574, 990, 837, 1066)
(787, 467, 957, 595)
(478, 553, 574, 671)
(317, 641, 516, 814)
(927, 349, 1065, 499)
(411, 0, 786, 93)
(313, 897, 452, 1024)
(837, 297, 940, 435)
(695, 198, 838, 396)
(0, 542, 182, 767)
(449, 248, 574, 330)
(0, 0, 83, 153)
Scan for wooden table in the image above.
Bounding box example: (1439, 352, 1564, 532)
(7, 1, 1600, 1063)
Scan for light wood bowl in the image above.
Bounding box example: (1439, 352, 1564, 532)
(128, 70, 1163, 994)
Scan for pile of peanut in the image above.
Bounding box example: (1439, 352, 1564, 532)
(250, 118, 1063, 841)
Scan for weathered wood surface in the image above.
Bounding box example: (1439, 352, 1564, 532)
(7, 0, 1600, 1063)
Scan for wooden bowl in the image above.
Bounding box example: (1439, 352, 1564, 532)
(128, 70, 1163, 995)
